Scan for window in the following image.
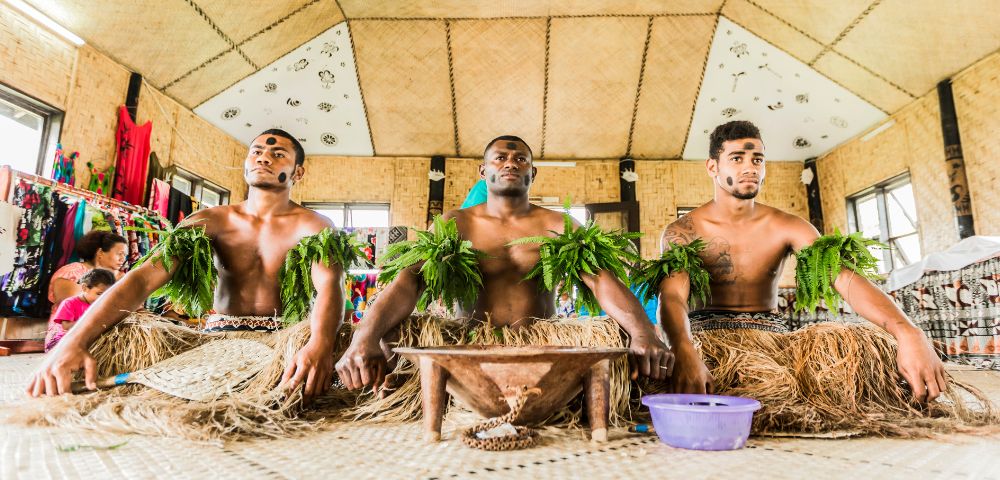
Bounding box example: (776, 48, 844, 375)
(542, 205, 587, 224)
(0, 84, 63, 175)
(169, 167, 230, 209)
(305, 203, 391, 228)
(847, 174, 921, 273)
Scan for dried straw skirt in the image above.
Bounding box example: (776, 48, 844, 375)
(4, 312, 996, 441)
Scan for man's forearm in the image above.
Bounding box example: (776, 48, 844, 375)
(353, 271, 422, 344)
(589, 272, 659, 339)
(659, 300, 696, 350)
(834, 269, 917, 337)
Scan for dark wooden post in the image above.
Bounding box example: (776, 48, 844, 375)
(427, 155, 445, 225)
(937, 79, 976, 238)
(803, 157, 824, 232)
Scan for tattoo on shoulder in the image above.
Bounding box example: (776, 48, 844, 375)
(663, 215, 696, 246)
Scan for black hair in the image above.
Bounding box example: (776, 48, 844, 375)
(74, 230, 127, 262)
(483, 135, 533, 160)
(708, 120, 761, 159)
(79, 268, 117, 289)
(257, 129, 305, 166)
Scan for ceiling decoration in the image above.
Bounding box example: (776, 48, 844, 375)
(19, 0, 1000, 161)
(683, 17, 886, 161)
(194, 23, 374, 156)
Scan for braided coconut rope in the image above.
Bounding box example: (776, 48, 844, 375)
(461, 386, 542, 451)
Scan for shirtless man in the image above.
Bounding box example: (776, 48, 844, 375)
(659, 120, 946, 402)
(28, 129, 345, 404)
(337, 136, 672, 390)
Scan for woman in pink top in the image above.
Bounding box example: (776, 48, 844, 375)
(45, 269, 117, 352)
(48, 230, 127, 307)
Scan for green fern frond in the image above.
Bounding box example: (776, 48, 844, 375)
(132, 220, 217, 318)
(279, 228, 369, 326)
(794, 229, 885, 314)
(510, 215, 642, 314)
(632, 238, 711, 308)
(377, 216, 485, 313)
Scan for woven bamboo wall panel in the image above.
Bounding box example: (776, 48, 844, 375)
(169, 108, 249, 202)
(954, 52, 1000, 236)
(136, 85, 179, 164)
(23, 0, 229, 88)
(351, 20, 455, 156)
(812, 51, 912, 113)
(629, 15, 716, 159)
(442, 160, 620, 214)
(834, 0, 1000, 97)
(816, 93, 957, 255)
(165, 51, 255, 109)
(338, 0, 723, 19)
(292, 156, 430, 228)
(635, 161, 676, 257)
(544, 17, 647, 158)
(193, 0, 318, 45)
(750, 0, 871, 44)
(443, 158, 481, 213)
(901, 93, 957, 254)
(0, 3, 75, 109)
(451, 18, 546, 157)
(59, 46, 131, 191)
(239, 0, 345, 67)
(720, 0, 823, 64)
(391, 157, 431, 228)
(292, 156, 395, 204)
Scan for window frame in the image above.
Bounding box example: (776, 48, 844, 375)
(168, 166, 230, 209)
(846, 173, 920, 271)
(304, 202, 391, 228)
(0, 83, 64, 176)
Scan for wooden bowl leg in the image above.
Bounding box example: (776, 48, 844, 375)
(419, 356, 449, 442)
(584, 358, 611, 442)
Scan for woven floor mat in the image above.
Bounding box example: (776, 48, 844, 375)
(2, 355, 1000, 479)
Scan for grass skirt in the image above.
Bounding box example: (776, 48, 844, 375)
(5, 312, 996, 441)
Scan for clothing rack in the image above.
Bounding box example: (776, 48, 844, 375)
(1, 165, 163, 220)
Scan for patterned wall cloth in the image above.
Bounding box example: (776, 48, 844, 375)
(776, 256, 1000, 370)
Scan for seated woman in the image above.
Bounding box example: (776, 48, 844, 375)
(48, 230, 126, 307)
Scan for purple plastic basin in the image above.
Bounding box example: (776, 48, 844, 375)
(641, 394, 761, 451)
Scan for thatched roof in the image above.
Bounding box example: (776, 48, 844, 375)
(24, 0, 1000, 160)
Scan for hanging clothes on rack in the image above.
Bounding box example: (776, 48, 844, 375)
(1, 167, 169, 318)
(112, 105, 153, 206)
(50, 143, 78, 186)
(167, 186, 192, 224)
(86, 161, 114, 196)
(0, 201, 26, 275)
(148, 178, 170, 218)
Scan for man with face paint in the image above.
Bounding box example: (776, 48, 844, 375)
(30, 129, 347, 405)
(658, 120, 947, 405)
(338, 135, 672, 391)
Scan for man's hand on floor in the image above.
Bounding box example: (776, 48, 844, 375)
(628, 335, 674, 381)
(26, 341, 97, 396)
(335, 339, 387, 393)
(282, 337, 336, 405)
(895, 327, 947, 403)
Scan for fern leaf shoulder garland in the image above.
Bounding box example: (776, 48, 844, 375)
(794, 230, 884, 314)
(377, 216, 485, 313)
(509, 214, 642, 314)
(632, 238, 711, 308)
(279, 228, 368, 326)
(130, 221, 217, 319)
